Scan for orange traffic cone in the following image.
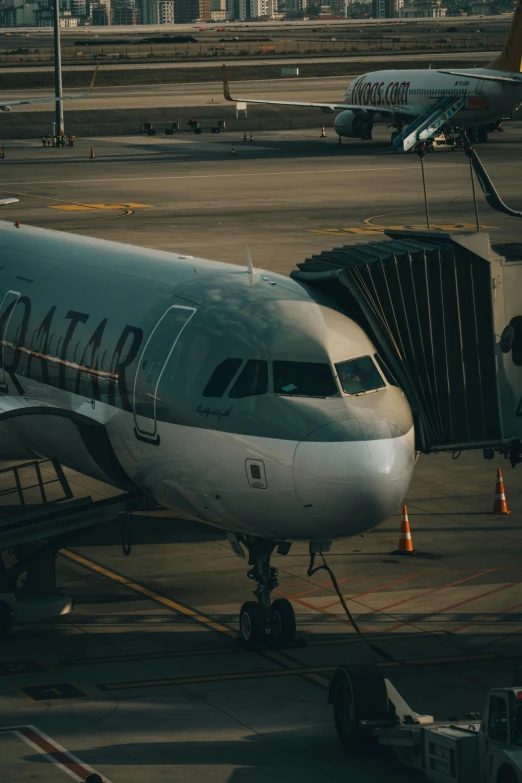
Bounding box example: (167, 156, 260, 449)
(396, 505, 415, 554)
(230, 145, 236, 156)
(90, 145, 95, 160)
(493, 468, 511, 515)
(320, 125, 326, 138)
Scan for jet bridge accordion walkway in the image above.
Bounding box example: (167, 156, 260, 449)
(291, 230, 522, 456)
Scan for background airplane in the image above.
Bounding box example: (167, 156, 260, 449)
(223, 0, 522, 151)
(0, 65, 98, 112)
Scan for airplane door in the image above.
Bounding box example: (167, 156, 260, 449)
(133, 304, 196, 445)
(0, 290, 21, 392)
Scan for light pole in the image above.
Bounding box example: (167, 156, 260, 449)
(53, 0, 64, 140)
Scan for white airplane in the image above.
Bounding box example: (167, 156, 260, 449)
(0, 207, 415, 644)
(0, 65, 98, 112)
(223, 0, 522, 151)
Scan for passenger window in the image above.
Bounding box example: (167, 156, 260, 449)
(273, 361, 338, 397)
(335, 356, 386, 395)
(488, 696, 508, 744)
(374, 353, 399, 387)
(203, 358, 242, 397)
(229, 359, 268, 398)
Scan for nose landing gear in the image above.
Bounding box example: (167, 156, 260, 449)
(233, 536, 297, 647)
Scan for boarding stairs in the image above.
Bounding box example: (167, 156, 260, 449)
(0, 458, 134, 548)
(393, 95, 466, 152)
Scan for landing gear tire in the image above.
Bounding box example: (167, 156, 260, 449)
(0, 601, 12, 641)
(240, 600, 266, 644)
(477, 128, 489, 143)
(270, 598, 296, 643)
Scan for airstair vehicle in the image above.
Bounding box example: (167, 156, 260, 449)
(292, 229, 522, 463)
(393, 96, 466, 152)
(0, 458, 134, 638)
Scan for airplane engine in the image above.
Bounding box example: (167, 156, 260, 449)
(1, 106, 11, 112)
(334, 110, 373, 140)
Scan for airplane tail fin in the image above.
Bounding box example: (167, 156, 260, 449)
(487, 0, 522, 72)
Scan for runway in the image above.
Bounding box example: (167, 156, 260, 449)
(1, 125, 522, 783)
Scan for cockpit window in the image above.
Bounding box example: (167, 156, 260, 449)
(203, 358, 242, 397)
(273, 361, 338, 397)
(335, 356, 386, 395)
(374, 353, 399, 387)
(229, 360, 268, 398)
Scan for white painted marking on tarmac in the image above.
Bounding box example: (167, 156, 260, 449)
(0, 725, 112, 782)
(2, 163, 474, 187)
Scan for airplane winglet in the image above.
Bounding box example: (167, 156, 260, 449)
(223, 64, 233, 102)
(89, 64, 99, 94)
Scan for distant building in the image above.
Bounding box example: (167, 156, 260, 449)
(210, 8, 228, 17)
(398, 4, 446, 15)
(90, 0, 111, 23)
(372, 0, 403, 16)
(112, 0, 141, 22)
(250, 0, 275, 15)
(0, 0, 40, 26)
(142, 0, 175, 21)
(91, 2, 111, 22)
(174, 0, 210, 21)
(470, 2, 491, 12)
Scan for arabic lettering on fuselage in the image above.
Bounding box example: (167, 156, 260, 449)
(351, 76, 411, 107)
(196, 403, 233, 421)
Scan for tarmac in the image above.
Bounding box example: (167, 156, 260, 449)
(1, 124, 522, 783)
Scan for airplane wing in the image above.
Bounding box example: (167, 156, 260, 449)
(222, 64, 391, 114)
(438, 69, 522, 84)
(0, 65, 98, 111)
(0, 199, 19, 207)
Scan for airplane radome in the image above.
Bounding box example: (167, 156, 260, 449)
(0, 219, 415, 644)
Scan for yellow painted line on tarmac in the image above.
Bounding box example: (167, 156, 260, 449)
(60, 548, 330, 689)
(309, 222, 497, 236)
(48, 202, 152, 211)
(96, 652, 499, 693)
(61, 549, 237, 638)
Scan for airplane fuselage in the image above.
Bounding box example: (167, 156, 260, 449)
(346, 68, 522, 126)
(0, 221, 415, 543)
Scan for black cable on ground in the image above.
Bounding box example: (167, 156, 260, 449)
(307, 552, 398, 664)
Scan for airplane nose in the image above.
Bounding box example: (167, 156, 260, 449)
(293, 418, 414, 538)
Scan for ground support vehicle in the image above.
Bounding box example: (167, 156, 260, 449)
(187, 118, 227, 134)
(329, 664, 522, 782)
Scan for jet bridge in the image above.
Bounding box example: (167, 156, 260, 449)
(291, 230, 522, 461)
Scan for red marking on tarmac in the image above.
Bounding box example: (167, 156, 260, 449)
(384, 581, 517, 634)
(0, 725, 110, 782)
(320, 573, 421, 611)
(353, 569, 496, 625)
(274, 569, 497, 633)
